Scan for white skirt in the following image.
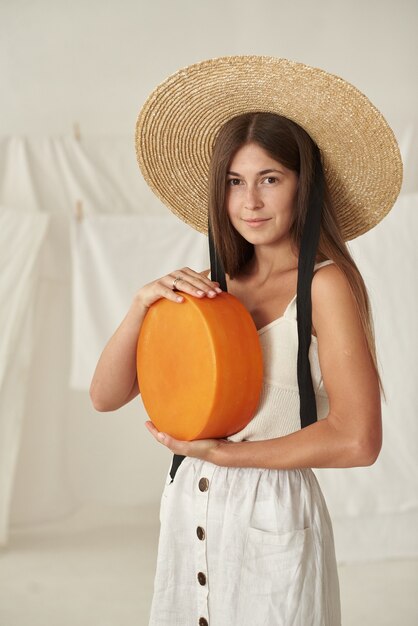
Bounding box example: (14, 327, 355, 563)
(149, 457, 341, 626)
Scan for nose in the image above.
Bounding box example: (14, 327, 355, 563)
(244, 184, 263, 210)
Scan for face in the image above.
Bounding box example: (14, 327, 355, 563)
(225, 142, 299, 246)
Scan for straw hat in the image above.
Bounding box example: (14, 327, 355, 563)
(135, 55, 402, 240)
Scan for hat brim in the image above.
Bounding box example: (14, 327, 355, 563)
(135, 56, 403, 240)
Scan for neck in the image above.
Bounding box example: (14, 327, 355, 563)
(247, 239, 300, 282)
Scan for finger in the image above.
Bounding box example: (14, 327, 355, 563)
(156, 283, 185, 303)
(175, 267, 217, 286)
(145, 420, 161, 440)
(145, 421, 181, 451)
(185, 267, 223, 292)
(167, 270, 221, 298)
(158, 431, 185, 454)
(145, 421, 169, 445)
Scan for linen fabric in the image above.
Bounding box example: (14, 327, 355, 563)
(148, 261, 341, 625)
(228, 261, 332, 443)
(0, 209, 49, 545)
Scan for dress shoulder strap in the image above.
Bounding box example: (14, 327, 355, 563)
(283, 259, 335, 320)
(313, 259, 335, 272)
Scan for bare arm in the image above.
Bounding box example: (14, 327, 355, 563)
(213, 264, 382, 468)
(89, 267, 221, 412)
(89, 296, 147, 411)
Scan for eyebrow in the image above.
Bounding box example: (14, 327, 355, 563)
(227, 168, 284, 176)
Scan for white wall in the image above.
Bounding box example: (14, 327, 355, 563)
(1, 0, 417, 136)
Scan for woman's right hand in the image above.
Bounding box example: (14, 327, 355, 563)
(135, 267, 223, 309)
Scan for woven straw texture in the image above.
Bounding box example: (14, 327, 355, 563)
(135, 56, 403, 240)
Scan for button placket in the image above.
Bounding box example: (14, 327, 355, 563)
(195, 462, 216, 625)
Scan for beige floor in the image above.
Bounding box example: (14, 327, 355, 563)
(0, 504, 417, 626)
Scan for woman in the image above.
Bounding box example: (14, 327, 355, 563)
(90, 57, 402, 625)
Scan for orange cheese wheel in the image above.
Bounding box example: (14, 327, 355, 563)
(136, 292, 263, 441)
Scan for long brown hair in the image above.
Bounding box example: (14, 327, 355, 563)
(208, 112, 384, 397)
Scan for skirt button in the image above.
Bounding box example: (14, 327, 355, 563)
(196, 526, 206, 540)
(198, 477, 209, 492)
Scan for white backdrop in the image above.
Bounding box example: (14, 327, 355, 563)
(0, 0, 417, 561)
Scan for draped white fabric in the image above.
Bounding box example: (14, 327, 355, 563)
(0, 134, 417, 562)
(70, 214, 208, 389)
(0, 209, 49, 545)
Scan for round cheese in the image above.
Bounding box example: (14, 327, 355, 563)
(137, 292, 263, 440)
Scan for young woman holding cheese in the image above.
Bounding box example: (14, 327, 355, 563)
(90, 57, 402, 625)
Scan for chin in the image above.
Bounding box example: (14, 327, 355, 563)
(239, 227, 275, 241)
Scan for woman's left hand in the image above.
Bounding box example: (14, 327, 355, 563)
(145, 420, 231, 463)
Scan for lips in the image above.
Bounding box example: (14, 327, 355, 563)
(243, 218, 269, 223)
(242, 218, 271, 229)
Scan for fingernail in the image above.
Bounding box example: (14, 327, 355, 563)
(215, 287, 222, 293)
(196, 290, 204, 295)
(208, 290, 216, 296)
(176, 296, 183, 302)
(157, 432, 166, 442)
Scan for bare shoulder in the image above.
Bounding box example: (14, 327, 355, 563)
(312, 263, 355, 313)
(312, 262, 364, 341)
(311, 262, 365, 338)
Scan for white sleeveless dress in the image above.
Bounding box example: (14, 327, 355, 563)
(148, 260, 341, 626)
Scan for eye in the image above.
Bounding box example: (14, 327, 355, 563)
(263, 176, 278, 184)
(227, 178, 242, 187)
